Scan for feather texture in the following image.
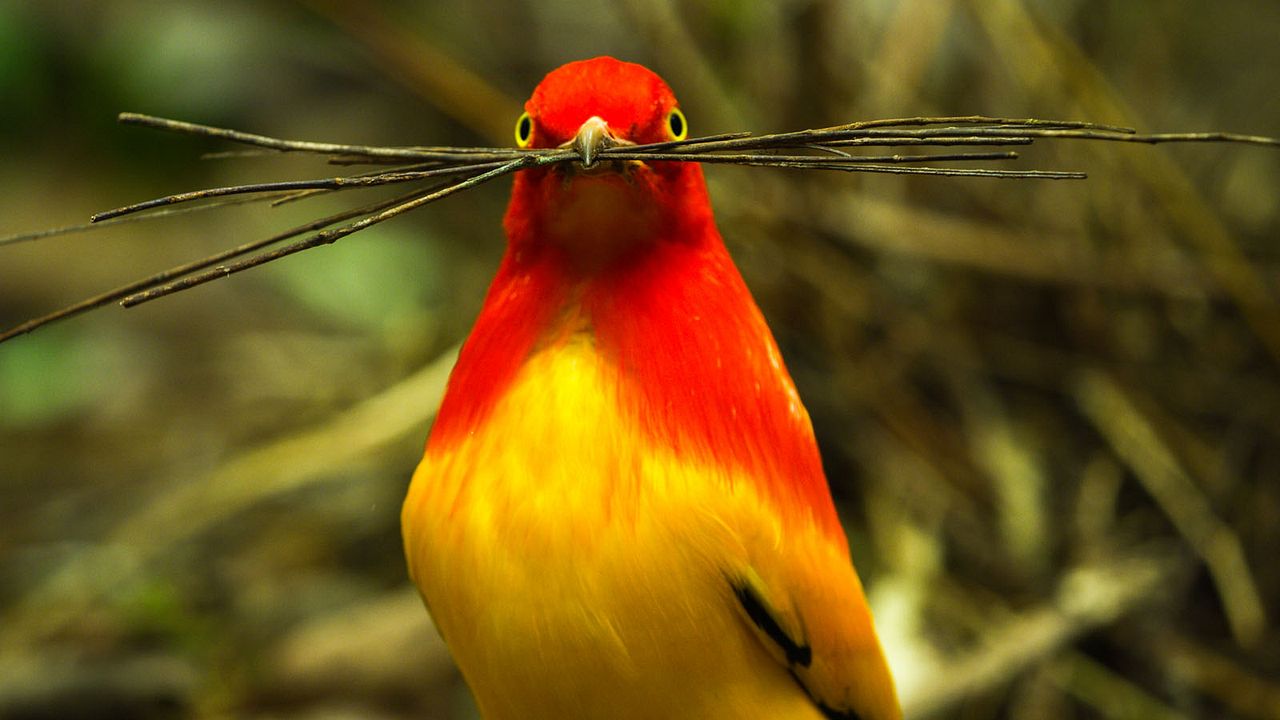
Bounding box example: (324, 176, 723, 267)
(402, 56, 899, 720)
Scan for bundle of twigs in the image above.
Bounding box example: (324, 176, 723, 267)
(1, 112, 1275, 343)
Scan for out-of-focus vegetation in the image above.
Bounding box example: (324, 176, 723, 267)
(2, 1, 1278, 718)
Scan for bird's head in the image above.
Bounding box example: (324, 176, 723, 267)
(503, 57, 713, 272)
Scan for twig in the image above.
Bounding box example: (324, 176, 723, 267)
(1048, 652, 1191, 720)
(1, 111, 1276, 344)
(902, 546, 1189, 717)
(118, 112, 521, 161)
(1157, 632, 1280, 719)
(118, 156, 535, 307)
(89, 159, 529, 222)
(0, 192, 296, 247)
(0, 187, 438, 343)
(1073, 369, 1268, 648)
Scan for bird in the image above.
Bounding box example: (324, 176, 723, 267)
(401, 56, 900, 720)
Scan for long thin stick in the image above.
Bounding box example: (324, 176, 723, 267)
(0, 186, 438, 343)
(119, 156, 534, 307)
(118, 112, 523, 160)
(2, 111, 1276, 344)
(90, 159, 529, 222)
(0, 192, 298, 247)
(116, 112, 1278, 169)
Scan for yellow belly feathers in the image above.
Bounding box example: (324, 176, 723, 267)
(401, 335, 830, 719)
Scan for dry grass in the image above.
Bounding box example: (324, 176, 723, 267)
(0, 1, 1277, 718)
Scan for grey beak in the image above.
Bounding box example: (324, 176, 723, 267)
(572, 116, 613, 168)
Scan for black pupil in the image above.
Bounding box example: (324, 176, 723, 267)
(669, 112, 683, 136)
(519, 116, 531, 141)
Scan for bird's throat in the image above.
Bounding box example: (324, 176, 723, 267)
(544, 174, 662, 274)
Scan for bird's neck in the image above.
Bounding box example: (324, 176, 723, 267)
(428, 206, 842, 536)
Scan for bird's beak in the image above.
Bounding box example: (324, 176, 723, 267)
(571, 116, 615, 168)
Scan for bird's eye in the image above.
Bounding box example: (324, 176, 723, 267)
(666, 108, 687, 141)
(514, 112, 534, 148)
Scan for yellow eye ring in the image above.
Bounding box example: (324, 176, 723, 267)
(515, 111, 534, 148)
(666, 108, 687, 141)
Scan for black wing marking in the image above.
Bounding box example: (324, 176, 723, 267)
(730, 576, 866, 720)
(729, 576, 811, 668)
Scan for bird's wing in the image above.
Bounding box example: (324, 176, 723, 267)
(727, 532, 900, 720)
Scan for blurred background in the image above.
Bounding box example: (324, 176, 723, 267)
(2, 1, 1279, 718)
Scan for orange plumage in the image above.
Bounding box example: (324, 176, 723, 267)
(402, 56, 899, 720)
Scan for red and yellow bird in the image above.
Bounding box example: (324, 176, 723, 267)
(402, 57, 899, 720)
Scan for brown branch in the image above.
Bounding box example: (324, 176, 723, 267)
(0, 187, 438, 343)
(1, 111, 1276, 344)
(117, 156, 535, 308)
